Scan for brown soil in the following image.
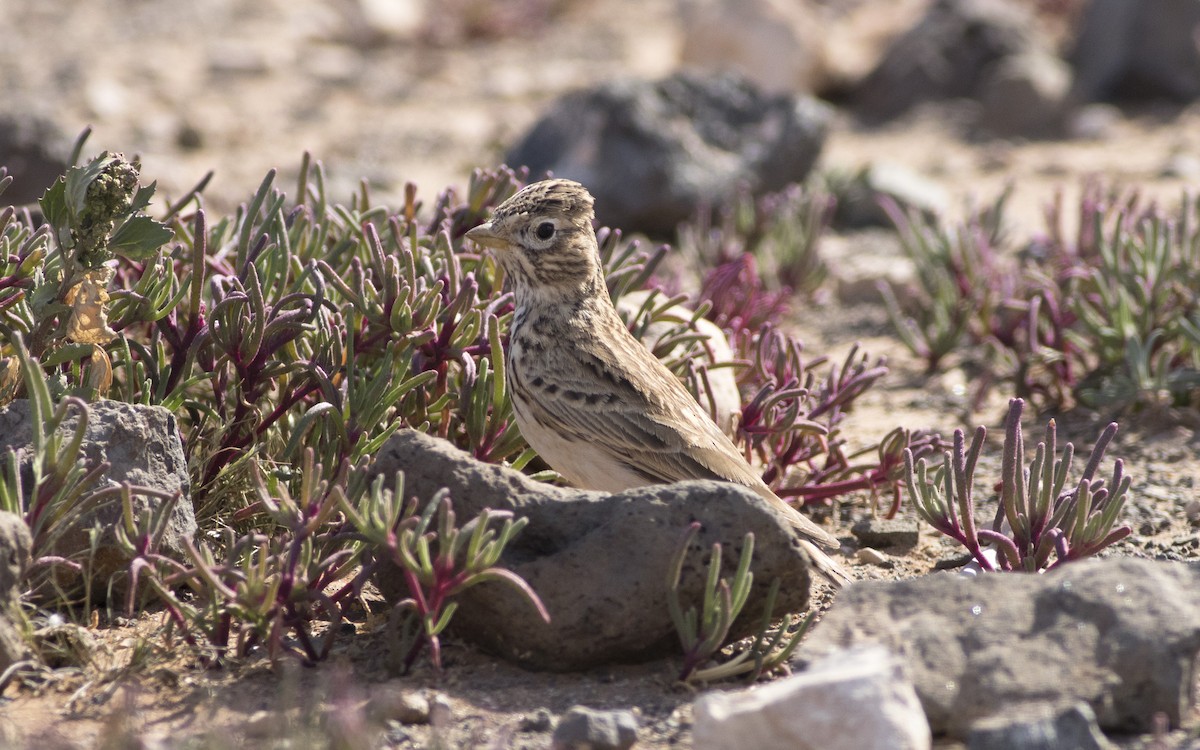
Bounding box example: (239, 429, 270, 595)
(3, 0, 1200, 747)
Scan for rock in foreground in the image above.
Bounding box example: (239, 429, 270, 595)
(694, 645, 931, 750)
(368, 429, 817, 671)
(0, 399, 196, 599)
(803, 557, 1200, 738)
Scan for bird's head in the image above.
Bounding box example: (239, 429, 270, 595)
(466, 179, 604, 301)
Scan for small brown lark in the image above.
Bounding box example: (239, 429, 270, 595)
(466, 179, 851, 586)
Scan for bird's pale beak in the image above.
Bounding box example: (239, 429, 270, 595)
(466, 222, 507, 250)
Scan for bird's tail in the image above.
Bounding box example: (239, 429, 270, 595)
(798, 538, 854, 588)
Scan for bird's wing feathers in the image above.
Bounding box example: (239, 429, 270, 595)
(527, 332, 758, 480)
(518, 323, 842, 551)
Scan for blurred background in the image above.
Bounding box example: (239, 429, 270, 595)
(3, 0, 1198, 229)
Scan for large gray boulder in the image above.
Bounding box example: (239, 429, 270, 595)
(852, 0, 1040, 124)
(367, 429, 816, 671)
(0, 400, 196, 599)
(1070, 0, 1200, 103)
(803, 557, 1200, 738)
(505, 71, 830, 236)
(966, 702, 1114, 750)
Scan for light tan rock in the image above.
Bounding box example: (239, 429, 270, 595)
(695, 645, 931, 750)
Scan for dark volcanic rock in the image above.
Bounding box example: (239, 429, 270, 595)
(368, 429, 815, 671)
(551, 706, 638, 750)
(803, 557, 1200, 738)
(850, 517, 920, 550)
(966, 702, 1114, 750)
(0, 114, 69, 205)
(852, 0, 1038, 123)
(506, 71, 830, 236)
(977, 50, 1071, 138)
(1071, 0, 1200, 103)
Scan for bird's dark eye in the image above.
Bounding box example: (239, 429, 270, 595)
(535, 222, 555, 241)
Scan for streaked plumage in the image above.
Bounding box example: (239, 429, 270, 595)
(466, 179, 851, 585)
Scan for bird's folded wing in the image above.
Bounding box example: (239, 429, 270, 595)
(522, 342, 843, 551)
(519, 355, 775, 490)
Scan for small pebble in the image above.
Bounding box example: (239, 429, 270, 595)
(1184, 500, 1200, 524)
(851, 518, 920, 549)
(551, 706, 638, 750)
(856, 547, 890, 566)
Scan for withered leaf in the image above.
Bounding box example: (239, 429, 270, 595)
(65, 267, 117, 345)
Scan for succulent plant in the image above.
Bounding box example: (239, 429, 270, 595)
(904, 398, 1132, 572)
(0, 136, 933, 675)
(883, 182, 1200, 415)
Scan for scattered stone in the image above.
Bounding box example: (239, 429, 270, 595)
(506, 71, 831, 235)
(821, 231, 914, 306)
(966, 702, 1115, 750)
(0, 512, 31, 672)
(0, 400, 196, 600)
(551, 706, 638, 750)
(1065, 104, 1122, 141)
(852, 0, 1039, 123)
(368, 429, 813, 671)
(803, 557, 1200, 738)
(519, 708, 555, 733)
(367, 685, 431, 725)
(0, 113, 70, 205)
(816, 0, 930, 95)
(830, 161, 950, 230)
(206, 42, 271, 77)
(926, 552, 974, 571)
(695, 645, 930, 750)
(1070, 0, 1200, 103)
(855, 548, 891, 567)
(977, 50, 1070, 139)
(851, 517, 920, 549)
(175, 121, 204, 151)
(1185, 500, 1200, 524)
(678, 0, 822, 94)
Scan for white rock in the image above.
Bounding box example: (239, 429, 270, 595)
(694, 645, 931, 750)
(856, 547, 890, 566)
(357, 0, 426, 38)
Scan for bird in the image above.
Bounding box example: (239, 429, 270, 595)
(466, 179, 851, 586)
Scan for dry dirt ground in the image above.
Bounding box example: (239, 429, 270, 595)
(3, 0, 1200, 747)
